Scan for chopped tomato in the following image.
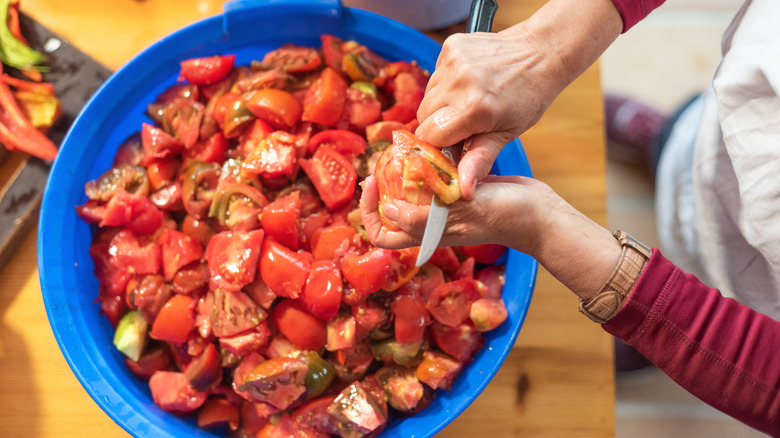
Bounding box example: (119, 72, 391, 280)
(124, 344, 171, 380)
(306, 129, 367, 156)
(384, 247, 420, 292)
(197, 398, 240, 431)
(300, 259, 343, 320)
(365, 121, 403, 143)
(158, 229, 204, 281)
(270, 300, 326, 351)
(236, 118, 274, 159)
(261, 191, 301, 250)
(184, 343, 222, 391)
(381, 72, 424, 124)
(100, 188, 163, 235)
(327, 381, 387, 436)
(211, 288, 266, 337)
(243, 130, 297, 178)
(149, 370, 208, 412)
(109, 229, 161, 275)
(415, 351, 462, 391)
(180, 55, 236, 86)
(219, 322, 271, 356)
(261, 44, 322, 73)
(475, 265, 505, 300)
(428, 246, 460, 275)
(240, 357, 308, 410)
(205, 229, 264, 291)
(392, 295, 430, 343)
(184, 131, 229, 163)
(302, 67, 347, 126)
(246, 88, 302, 129)
(430, 321, 483, 363)
(458, 243, 508, 264)
(150, 294, 196, 346)
(141, 122, 184, 166)
(319, 34, 344, 71)
(259, 236, 312, 299)
(426, 279, 482, 328)
(469, 298, 508, 332)
(326, 313, 357, 351)
(292, 395, 340, 436)
(340, 86, 382, 129)
(340, 248, 392, 297)
(300, 145, 356, 210)
(311, 223, 355, 261)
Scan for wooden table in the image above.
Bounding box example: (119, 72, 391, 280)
(0, 1, 613, 437)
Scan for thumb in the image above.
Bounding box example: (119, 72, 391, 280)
(458, 132, 513, 200)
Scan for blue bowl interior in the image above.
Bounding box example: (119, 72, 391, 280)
(38, 1, 537, 437)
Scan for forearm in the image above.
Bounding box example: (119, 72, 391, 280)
(500, 0, 623, 103)
(605, 252, 780, 435)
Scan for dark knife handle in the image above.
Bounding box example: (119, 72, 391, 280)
(466, 0, 498, 33)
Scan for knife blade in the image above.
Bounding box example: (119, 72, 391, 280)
(0, 13, 112, 271)
(415, 0, 498, 267)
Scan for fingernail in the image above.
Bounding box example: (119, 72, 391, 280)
(382, 202, 399, 221)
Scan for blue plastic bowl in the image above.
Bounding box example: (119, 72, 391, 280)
(38, 1, 537, 436)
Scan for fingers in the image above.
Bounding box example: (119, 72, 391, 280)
(359, 176, 422, 249)
(457, 132, 511, 200)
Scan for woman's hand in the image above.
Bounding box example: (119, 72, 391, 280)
(359, 174, 622, 301)
(360, 174, 552, 253)
(415, 28, 559, 201)
(414, 0, 623, 201)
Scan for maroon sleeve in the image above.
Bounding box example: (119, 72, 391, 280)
(610, 0, 667, 32)
(603, 249, 780, 435)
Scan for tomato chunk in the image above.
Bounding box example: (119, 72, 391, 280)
(270, 299, 326, 351)
(149, 370, 208, 412)
(180, 55, 236, 86)
(206, 230, 264, 292)
(260, 237, 312, 299)
(150, 294, 196, 346)
(300, 145, 356, 211)
(302, 67, 347, 126)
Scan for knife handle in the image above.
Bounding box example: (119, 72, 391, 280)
(466, 0, 498, 33)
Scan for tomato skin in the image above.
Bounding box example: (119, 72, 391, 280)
(458, 243, 508, 264)
(149, 370, 208, 412)
(307, 129, 367, 157)
(415, 351, 462, 391)
(261, 191, 301, 251)
(158, 229, 204, 281)
(246, 88, 302, 129)
(260, 236, 313, 299)
(205, 229, 265, 292)
(180, 55, 236, 86)
(320, 34, 344, 71)
(302, 67, 347, 126)
(340, 248, 392, 297)
(150, 294, 196, 346)
(300, 145, 356, 211)
(124, 344, 171, 380)
(300, 259, 343, 320)
(270, 299, 327, 350)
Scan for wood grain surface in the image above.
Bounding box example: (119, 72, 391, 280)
(0, 1, 614, 437)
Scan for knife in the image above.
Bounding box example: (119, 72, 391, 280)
(415, 0, 498, 267)
(0, 13, 112, 271)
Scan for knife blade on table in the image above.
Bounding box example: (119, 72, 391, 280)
(415, 0, 498, 267)
(0, 14, 112, 270)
